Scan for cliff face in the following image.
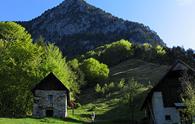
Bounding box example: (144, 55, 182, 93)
(21, 0, 164, 57)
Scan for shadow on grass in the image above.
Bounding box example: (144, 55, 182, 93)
(79, 114, 90, 118)
(33, 117, 88, 124)
(93, 104, 131, 124)
(8, 117, 88, 124)
(65, 117, 88, 124)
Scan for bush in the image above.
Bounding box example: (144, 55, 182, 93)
(95, 82, 118, 96)
(108, 82, 115, 90)
(95, 83, 102, 94)
(80, 58, 109, 85)
(155, 45, 166, 56)
(118, 79, 126, 89)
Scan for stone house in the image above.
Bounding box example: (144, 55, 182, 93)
(32, 72, 70, 118)
(141, 60, 195, 124)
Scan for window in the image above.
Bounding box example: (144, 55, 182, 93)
(165, 115, 171, 120)
(48, 95, 53, 104)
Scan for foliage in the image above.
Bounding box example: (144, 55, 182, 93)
(182, 84, 195, 116)
(0, 38, 42, 116)
(40, 44, 71, 87)
(155, 45, 166, 56)
(117, 79, 126, 89)
(81, 39, 195, 68)
(122, 78, 144, 123)
(40, 44, 80, 97)
(80, 58, 109, 85)
(82, 39, 133, 66)
(95, 83, 102, 94)
(100, 39, 133, 66)
(123, 78, 144, 104)
(143, 43, 152, 51)
(68, 59, 86, 88)
(0, 22, 79, 117)
(180, 72, 195, 116)
(95, 81, 124, 97)
(0, 22, 32, 42)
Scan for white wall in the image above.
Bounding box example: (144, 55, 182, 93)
(152, 92, 181, 124)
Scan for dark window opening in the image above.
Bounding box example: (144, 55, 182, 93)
(46, 110, 53, 117)
(165, 115, 171, 120)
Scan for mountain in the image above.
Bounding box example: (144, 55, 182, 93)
(20, 0, 165, 57)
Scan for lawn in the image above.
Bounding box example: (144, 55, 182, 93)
(0, 118, 70, 124)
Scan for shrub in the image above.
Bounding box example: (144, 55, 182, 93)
(95, 82, 118, 96)
(118, 79, 126, 89)
(108, 82, 115, 90)
(95, 83, 102, 94)
(80, 58, 109, 85)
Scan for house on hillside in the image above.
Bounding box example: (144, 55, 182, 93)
(32, 72, 70, 118)
(141, 60, 195, 124)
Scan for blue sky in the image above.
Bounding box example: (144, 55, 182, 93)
(0, 0, 194, 49)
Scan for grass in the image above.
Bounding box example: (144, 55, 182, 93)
(0, 118, 67, 124)
(0, 91, 141, 124)
(110, 59, 169, 84)
(0, 59, 169, 123)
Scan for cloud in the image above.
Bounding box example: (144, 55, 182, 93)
(176, 0, 195, 6)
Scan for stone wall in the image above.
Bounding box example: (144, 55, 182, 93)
(33, 90, 68, 118)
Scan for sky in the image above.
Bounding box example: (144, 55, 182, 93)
(0, 0, 194, 49)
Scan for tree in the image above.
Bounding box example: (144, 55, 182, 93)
(68, 59, 85, 91)
(139, 43, 155, 60)
(0, 22, 32, 42)
(40, 44, 80, 99)
(180, 72, 195, 122)
(0, 22, 79, 116)
(101, 39, 133, 66)
(155, 45, 166, 56)
(80, 58, 109, 85)
(124, 78, 143, 123)
(143, 43, 152, 51)
(0, 38, 43, 116)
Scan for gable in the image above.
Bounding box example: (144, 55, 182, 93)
(32, 73, 69, 93)
(141, 60, 195, 109)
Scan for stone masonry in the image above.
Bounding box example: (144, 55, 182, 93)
(33, 90, 68, 118)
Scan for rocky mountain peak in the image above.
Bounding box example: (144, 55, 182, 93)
(61, 0, 85, 5)
(56, 0, 89, 13)
(21, 0, 164, 57)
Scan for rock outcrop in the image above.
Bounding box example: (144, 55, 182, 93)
(21, 0, 165, 57)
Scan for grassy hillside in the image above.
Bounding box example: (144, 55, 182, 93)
(0, 88, 147, 124)
(74, 59, 170, 123)
(0, 59, 170, 123)
(109, 59, 169, 84)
